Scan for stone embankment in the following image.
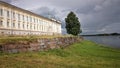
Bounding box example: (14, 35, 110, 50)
(0, 37, 83, 53)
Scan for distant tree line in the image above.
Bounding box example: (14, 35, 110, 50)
(81, 33, 120, 36)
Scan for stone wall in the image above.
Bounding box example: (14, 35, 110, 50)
(0, 37, 83, 53)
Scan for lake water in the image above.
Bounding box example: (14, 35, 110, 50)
(83, 35, 120, 48)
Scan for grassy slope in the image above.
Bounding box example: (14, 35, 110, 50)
(0, 40, 120, 68)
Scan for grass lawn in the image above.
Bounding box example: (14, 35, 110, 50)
(0, 40, 120, 68)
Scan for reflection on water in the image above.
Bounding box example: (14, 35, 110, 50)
(83, 36, 120, 48)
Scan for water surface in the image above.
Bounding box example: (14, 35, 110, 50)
(83, 35, 120, 48)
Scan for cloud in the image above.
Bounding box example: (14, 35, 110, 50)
(76, 0, 120, 34)
(2, 0, 120, 34)
(32, 7, 58, 18)
(100, 23, 120, 33)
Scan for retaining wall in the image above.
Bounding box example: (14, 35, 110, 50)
(0, 37, 83, 53)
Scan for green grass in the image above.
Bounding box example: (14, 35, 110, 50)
(0, 40, 120, 68)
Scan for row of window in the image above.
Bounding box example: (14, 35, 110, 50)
(0, 8, 57, 26)
(0, 20, 54, 31)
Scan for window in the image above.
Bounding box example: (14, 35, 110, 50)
(23, 15, 24, 21)
(7, 21, 9, 27)
(13, 12, 15, 18)
(18, 23, 20, 28)
(13, 23, 15, 28)
(0, 21, 3, 26)
(34, 18, 35, 23)
(27, 16, 28, 22)
(23, 24, 24, 29)
(27, 24, 29, 29)
(18, 14, 20, 20)
(7, 11, 9, 17)
(0, 8, 3, 16)
(34, 24, 35, 30)
(30, 24, 32, 29)
(30, 17, 32, 22)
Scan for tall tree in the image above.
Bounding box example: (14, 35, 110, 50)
(65, 11, 82, 35)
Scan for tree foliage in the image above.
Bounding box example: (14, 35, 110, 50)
(65, 11, 82, 35)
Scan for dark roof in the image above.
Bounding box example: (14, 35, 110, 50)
(0, 1, 61, 24)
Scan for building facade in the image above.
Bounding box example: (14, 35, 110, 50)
(0, 1, 61, 35)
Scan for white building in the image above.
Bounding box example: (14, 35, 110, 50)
(0, 1, 61, 35)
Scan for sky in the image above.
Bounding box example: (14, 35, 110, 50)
(1, 0, 120, 35)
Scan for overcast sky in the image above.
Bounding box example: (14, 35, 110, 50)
(1, 0, 120, 35)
